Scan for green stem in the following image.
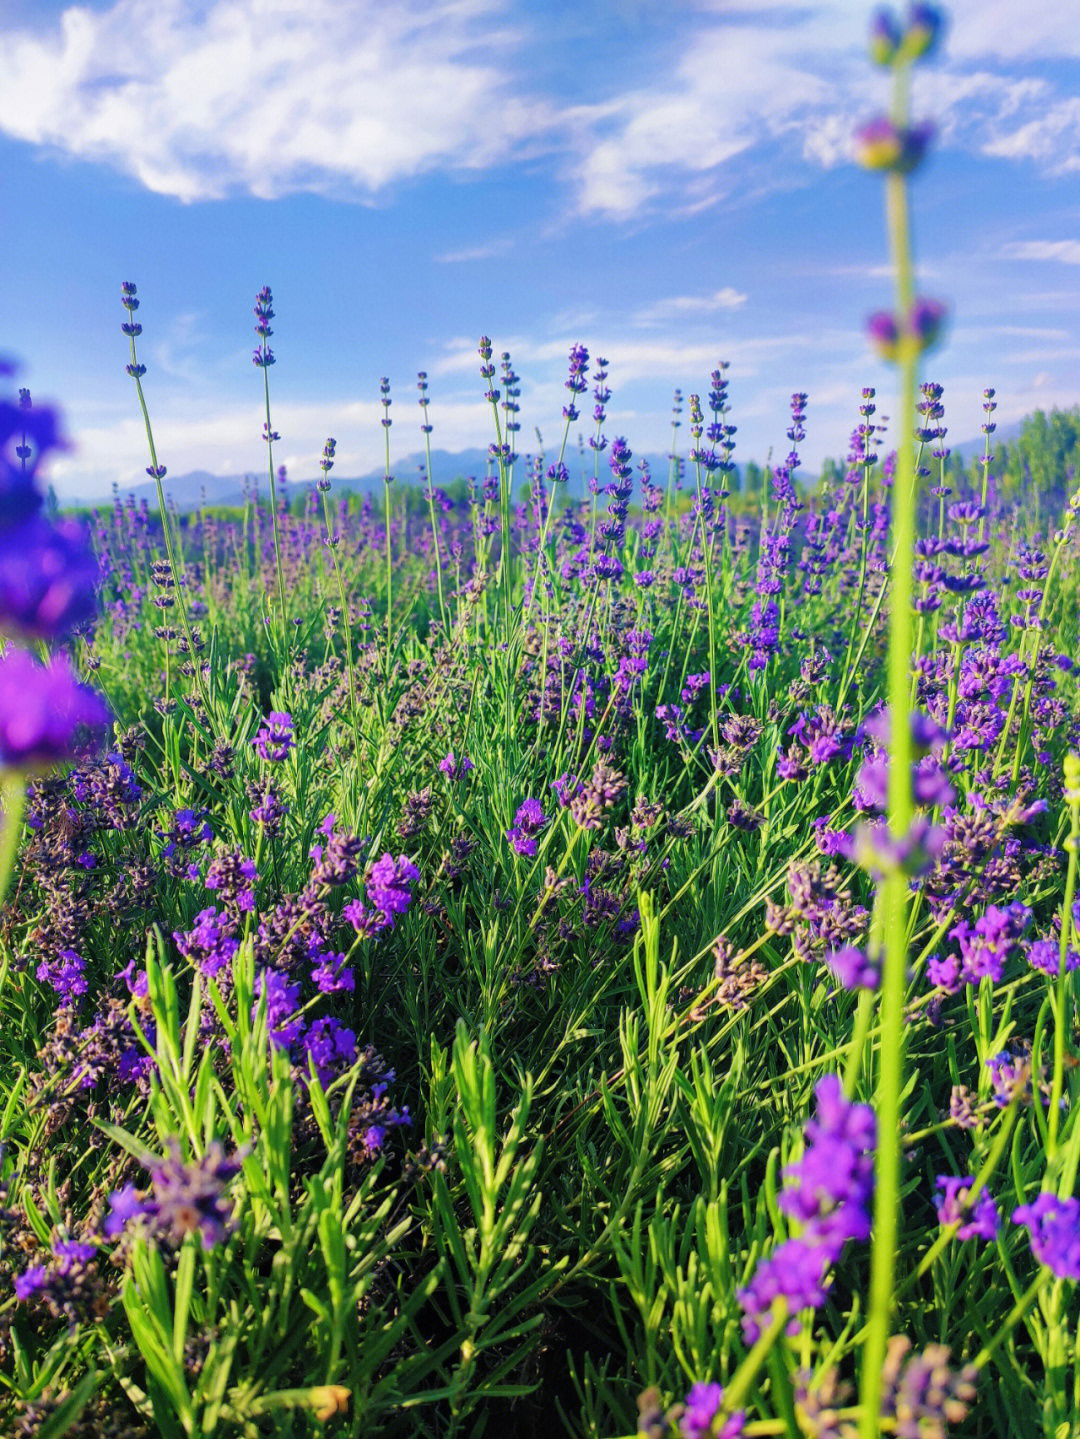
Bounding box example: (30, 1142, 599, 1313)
(860, 61, 918, 1439)
(0, 772, 26, 911)
(1049, 769, 1080, 1153)
(422, 421, 448, 635)
(126, 337, 212, 720)
(262, 363, 289, 639)
(722, 1302, 790, 1413)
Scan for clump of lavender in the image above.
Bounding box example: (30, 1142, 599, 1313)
(0, 650, 108, 771)
(880, 1335, 977, 1438)
(344, 853, 421, 936)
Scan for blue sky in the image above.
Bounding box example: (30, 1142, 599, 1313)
(2, 0, 1079, 501)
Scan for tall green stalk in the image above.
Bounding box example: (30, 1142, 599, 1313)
(859, 41, 940, 1438)
(122, 285, 212, 718)
(380, 378, 394, 678)
(0, 771, 26, 912)
(1048, 754, 1080, 1154)
(418, 376, 448, 636)
(252, 286, 288, 646)
(261, 365, 289, 639)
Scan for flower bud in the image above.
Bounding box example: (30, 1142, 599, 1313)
(869, 7, 902, 65)
(853, 117, 934, 173)
(902, 3, 945, 61)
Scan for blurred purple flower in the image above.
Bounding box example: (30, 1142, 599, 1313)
(934, 1176, 999, 1240)
(0, 514, 98, 640)
(0, 649, 108, 770)
(1013, 1193, 1080, 1279)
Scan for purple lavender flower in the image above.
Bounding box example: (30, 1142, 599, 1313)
(950, 903, 1030, 985)
(507, 797, 547, 857)
(249, 784, 288, 833)
(14, 1265, 49, 1301)
(366, 853, 420, 926)
(254, 969, 305, 1048)
(0, 649, 108, 770)
(1027, 939, 1080, 978)
(927, 950, 961, 993)
(0, 514, 99, 640)
(853, 116, 935, 173)
(439, 751, 474, 781)
(986, 1044, 1042, 1108)
(880, 1337, 976, 1437)
(309, 815, 364, 887)
(174, 907, 239, 978)
(739, 1075, 875, 1340)
(1012, 1193, 1080, 1279)
(738, 1239, 834, 1342)
(342, 897, 384, 939)
(159, 807, 213, 858)
(304, 1016, 358, 1088)
(103, 1183, 145, 1238)
(252, 711, 294, 762)
(826, 944, 881, 991)
(903, 3, 946, 60)
(310, 949, 355, 994)
(869, 6, 902, 64)
(105, 1140, 244, 1250)
(36, 948, 88, 1002)
(0, 389, 70, 524)
(934, 1176, 999, 1241)
(205, 852, 258, 913)
(680, 1383, 744, 1439)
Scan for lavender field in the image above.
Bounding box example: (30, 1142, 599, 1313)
(3, 5, 1080, 1437)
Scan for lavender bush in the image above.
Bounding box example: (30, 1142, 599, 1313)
(2, 6, 1080, 1436)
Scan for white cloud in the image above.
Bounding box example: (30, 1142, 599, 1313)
(633, 288, 748, 325)
(1002, 240, 1080, 265)
(981, 98, 1080, 173)
(0, 0, 550, 202)
(434, 239, 514, 264)
(4, 0, 1078, 225)
(564, 5, 1080, 220)
(569, 20, 839, 218)
(944, 0, 1080, 60)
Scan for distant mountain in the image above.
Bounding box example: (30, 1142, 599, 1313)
(946, 418, 1024, 462)
(66, 424, 1025, 513)
(68, 447, 690, 511)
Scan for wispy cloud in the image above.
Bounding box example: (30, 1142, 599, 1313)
(435, 239, 514, 264)
(1001, 240, 1080, 264)
(633, 288, 748, 325)
(981, 98, 1080, 173)
(945, 0, 1080, 59)
(568, 19, 839, 219)
(4, 0, 1078, 224)
(0, 0, 551, 202)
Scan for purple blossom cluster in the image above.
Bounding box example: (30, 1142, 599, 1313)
(934, 1175, 999, 1241)
(104, 1140, 245, 1250)
(738, 1075, 875, 1341)
(1013, 1193, 1080, 1279)
(507, 797, 547, 857)
(0, 370, 108, 773)
(637, 1383, 744, 1439)
(927, 902, 1031, 991)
